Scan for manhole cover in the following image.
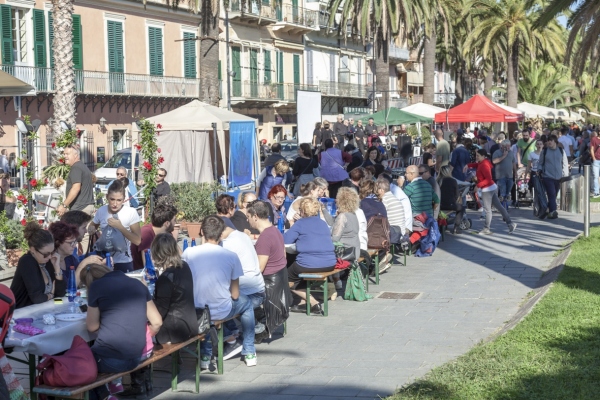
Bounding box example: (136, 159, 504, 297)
(377, 292, 421, 300)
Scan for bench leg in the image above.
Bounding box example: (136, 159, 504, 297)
(28, 353, 36, 396)
(322, 279, 328, 317)
(305, 284, 311, 316)
(217, 324, 224, 375)
(171, 350, 179, 391)
(374, 253, 380, 285)
(283, 320, 287, 336)
(195, 339, 201, 393)
(404, 251, 407, 266)
(365, 264, 369, 291)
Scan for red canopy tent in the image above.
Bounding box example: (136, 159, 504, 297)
(434, 94, 524, 123)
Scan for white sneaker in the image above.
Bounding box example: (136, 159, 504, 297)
(479, 228, 493, 235)
(200, 355, 211, 370)
(245, 353, 257, 367)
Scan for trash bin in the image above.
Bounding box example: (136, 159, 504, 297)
(559, 174, 584, 213)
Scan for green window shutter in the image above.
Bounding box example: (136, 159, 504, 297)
(264, 50, 271, 84)
(183, 32, 196, 78)
(72, 14, 83, 70)
(48, 12, 54, 68)
(33, 9, 46, 67)
(107, 20, 124, 73)
(218, 60, 222, 80)
(277, 51, 283, 83)
(0, 4, 13, 65)
(148, 27, 163, 76)
(231, 46, 241, 96)
(293, 54, 300, 84)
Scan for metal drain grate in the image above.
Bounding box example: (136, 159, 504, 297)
(377, 292, 421, 300)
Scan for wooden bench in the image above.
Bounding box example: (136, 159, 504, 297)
(297, 269, 339, 317)
(32, 334, 205, 399)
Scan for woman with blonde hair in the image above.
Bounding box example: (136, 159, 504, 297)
(257, 158, 289, 200)
(284, 197, 336, 314)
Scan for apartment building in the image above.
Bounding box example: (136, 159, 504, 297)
(0, 0, 209, 173)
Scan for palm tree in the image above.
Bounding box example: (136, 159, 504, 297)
(464, 0, 565, 109)
(536, 0, 600, 76)
(51, 0, 76, 133)
(518, 59, 583, 108)
(329, 0, 427, 111)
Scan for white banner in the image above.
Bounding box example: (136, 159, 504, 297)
(297, 90, 322, 144)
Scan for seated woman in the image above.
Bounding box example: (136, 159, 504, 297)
(81, 263, 162, 399)
(257, 159, 289, 200)
(230, 191, 260, 239)
(438, 166, 465, 234)
(151, 233, 196, 345)
(11, 222, 64, 308)
(266, 184, 291, 230)
(330, 187, 362, 290)
(359, 179, 388, 221)
(283, 197, 336, 315)
(286, 181, 333, 226)
(48, 222, 103, 288)
(292, 143, 319, 197)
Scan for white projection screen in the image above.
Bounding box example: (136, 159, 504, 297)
(297, 90, 322, 144)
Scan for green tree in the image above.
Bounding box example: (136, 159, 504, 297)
(518, 59, 583, 109)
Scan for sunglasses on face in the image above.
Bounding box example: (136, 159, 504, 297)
(36, 248, 54, 258)
(157, 174, 166, 178)
(116, 173, 126, 177)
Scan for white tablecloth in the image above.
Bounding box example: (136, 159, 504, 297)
(285, 243, 297, 254)
(5, 298, 95, 356)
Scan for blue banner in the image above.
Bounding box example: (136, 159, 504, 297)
(228, 120, 256, 187)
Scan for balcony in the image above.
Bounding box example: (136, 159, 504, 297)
(272, 5, 319, 34)
(228, 81, 319, 104)
(366, 42, 409, 61)
(434, 93, 457, 105)
(318, 80, 369, 99)
(1, 65, 200, 98)
(230, 0, 278, 26)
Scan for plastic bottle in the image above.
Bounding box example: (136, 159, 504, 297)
(144, 250, 158, 296)
(277, 211, 284, 234)
(191, 238, 196, 247)
(105, 253, 112, 270)
(67, 266, 77, 302)
(103, 214, 119, 253)
(72, 246, 78, 258)
(182, 239, 188, 252)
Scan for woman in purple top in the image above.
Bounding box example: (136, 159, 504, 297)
(283, 197, 336, 315)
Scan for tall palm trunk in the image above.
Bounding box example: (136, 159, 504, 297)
(484, 68, 493, 100)
(375, 31, 389, 112)
(423, 25, 436, 105)
(52, 0, 76, 133)
(454, 67, 464, 106)
(506, 40, 519, 107)
(200, 0, 219, 106)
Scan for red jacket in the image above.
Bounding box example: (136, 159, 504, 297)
(467, 159, 495, 189)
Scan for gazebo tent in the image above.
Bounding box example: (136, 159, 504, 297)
(434, 95, 524, 123)
(132, 100, 257, 184)
(364, 107, 433, 126)
(495, 103, 525, 118)
(400, 102, 445, 120)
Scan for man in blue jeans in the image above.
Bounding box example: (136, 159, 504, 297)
(538, 135, 569, 219)
(182, 215, 258, 368)
(492, 140, 517, 209)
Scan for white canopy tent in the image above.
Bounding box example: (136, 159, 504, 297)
(131, 100, 256, 184)
(495, 103, 525, 117)
(516, 102, 580, 121)
(0, 70, 36, 96)
(400, 102, 445, 119)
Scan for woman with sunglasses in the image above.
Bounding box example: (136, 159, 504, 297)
(49, 221, 103, 289)
(11, 222, 65, 308)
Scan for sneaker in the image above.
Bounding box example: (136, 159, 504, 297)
(378, 262, 392, 274)
(245, 353, 258, 367)
(548, 211, 558, 219)
(593, 194, 600, 199)
(334, 280, 343, 290)
(477, 207, 483, 212)
(222, 340, 243, 361)
(508, 223, 517, 234)
(108, 381, 124, 394)
(381, 252, 393, 266)
(200, 355, 211, 370)
(478, 228, 493, 235)
(479, 215, 485, 220)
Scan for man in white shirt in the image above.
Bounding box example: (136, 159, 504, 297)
(182, 215, 258, 367)
(376, 178, 406, 243)
(557, 129, 574, 161)
(390, 178, 413, 234)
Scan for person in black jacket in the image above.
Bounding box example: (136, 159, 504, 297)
(344, 144, 364, 172)
(11, 222, 65, 308)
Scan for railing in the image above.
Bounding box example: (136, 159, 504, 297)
(277, 4, 318, 28)
(318, 80, 368, 98)
(1, 65, 200, 98)
(230, 0, 278, 20)
(434, 93, 456, 104)
(230, 81, 318, 102)
(366, 42, 409, 60)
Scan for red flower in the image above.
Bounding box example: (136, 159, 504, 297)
(21, 160, 28, 168)
(51, 142, 56, 149)
(17, 194, 27, 205)
(20, 219, 26, 226)
(77, 129, 82, 137)
(143, 161, 152, 171)
(59, 157, 66, 164)
(30, 179, 38, 188)
(38, 220, 44, 225)
(158, 156, 164, 164)
(134, 144, 142, 151)
(157, 124, 162, 129)
(157, 148, 161, 153)
(156, 131, 160, 136)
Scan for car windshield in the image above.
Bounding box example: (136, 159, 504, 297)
(281, 143, 297, 152)
(102, 152, 139, 169)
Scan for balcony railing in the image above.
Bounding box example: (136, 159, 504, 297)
(434, 93, 457, 105)
(318, 80, 368, 98)
(229, 81, 318, 102)
(230, 0, 278, 22)
(276, 5, 318, 29)
(1, 65, 200, 98)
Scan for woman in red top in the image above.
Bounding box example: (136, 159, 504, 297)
(467, 149, 517, 235)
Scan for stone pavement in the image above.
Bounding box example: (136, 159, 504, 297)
(10, 208, 597, 399)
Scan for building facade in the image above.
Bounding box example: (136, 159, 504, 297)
(0, 0, 208, 176)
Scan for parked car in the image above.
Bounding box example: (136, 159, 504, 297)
(280, 141, 298, 166)
(94, 149, 139, 193)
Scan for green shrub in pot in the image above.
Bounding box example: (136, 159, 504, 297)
(170, 182, 221, 223)
(0, 211, 24, 249)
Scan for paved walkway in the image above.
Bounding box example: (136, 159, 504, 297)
(147, 209, 598, 400)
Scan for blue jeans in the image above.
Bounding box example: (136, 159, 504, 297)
(224, 291, 265, 336)
(543, 177, 561, 213)
(497, 178, 514, 201)
(91, 352, 141, 400)
(592, 160, 600, 195)
(201, 294, 257, 357)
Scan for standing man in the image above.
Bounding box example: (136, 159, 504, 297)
(396, 124, 411, 163)
(130, 203, 178, 270)
(517, 129, 537, 168)
(57, 145, 95, 250)
(365, 118, 378, 148)
(355, 120, 366, 155)
(434, 129, 451, 175)
(0, 150, 9, 174)
(449, 138, 471, 182)
(539, 135, 569, 219)
(492, 140, 517, 207)
(333, 114, 347, 150)
(558, 129, 574, 162)
(152, 168, 170, 204)
(590, 131, 600, 198)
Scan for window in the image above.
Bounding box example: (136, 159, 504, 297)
(33, 9, 45, 67)
(183, 31, 196, 78)
(46, 11, 82, 69)
(11, 7, 27, 64)
(148, 26, 163, 76)
(107, 20, 124, 73)
(293, 54, 300, 85)
(264, 50, 271, 84)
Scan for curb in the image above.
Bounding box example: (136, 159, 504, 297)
(483, 236, 578, 343)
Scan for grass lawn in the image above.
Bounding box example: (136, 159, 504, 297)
(390, 227, 600, 400)
(591, 196, 600, 203)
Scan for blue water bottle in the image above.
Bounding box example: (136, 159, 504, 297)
(183, 239, 188, 252)
(191, 238, 196, 247)
(277, 211, 284, 234)
(67, 266, 77, 302)
(72, 246, 78, 258)
(144, 250, 158, 295)
(105, 253, 112, 270)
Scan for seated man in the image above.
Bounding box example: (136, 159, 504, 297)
(375, 177, 406, 244)
(216, 194, 237, 229)
(390, 178, 413, 235)
(131, 203, 178, 270)
(419, 164, 441, 219)
(182, 216, 257, 367)
(397, 165, 439, 218)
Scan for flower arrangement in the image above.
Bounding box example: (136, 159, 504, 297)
(43, 127, 80, 183)
(136, 119, 165, 208)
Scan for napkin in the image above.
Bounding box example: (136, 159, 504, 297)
(13, 324, 45, 336)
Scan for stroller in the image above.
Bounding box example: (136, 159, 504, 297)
(515, 168, 534, 208)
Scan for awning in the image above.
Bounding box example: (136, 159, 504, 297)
(434, 94, 523, 123)
(0, 70, 36, 96)
(407, 71, 423, 86)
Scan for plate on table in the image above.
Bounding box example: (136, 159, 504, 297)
(55, 313, 86, 322)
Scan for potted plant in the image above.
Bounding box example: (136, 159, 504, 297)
(170, 182, 220, 239)
(0, 211, 25, 268)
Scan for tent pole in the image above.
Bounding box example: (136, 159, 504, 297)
(212, 122, 218, 187)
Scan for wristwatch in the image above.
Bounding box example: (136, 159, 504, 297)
(61, 203, 69, 210)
